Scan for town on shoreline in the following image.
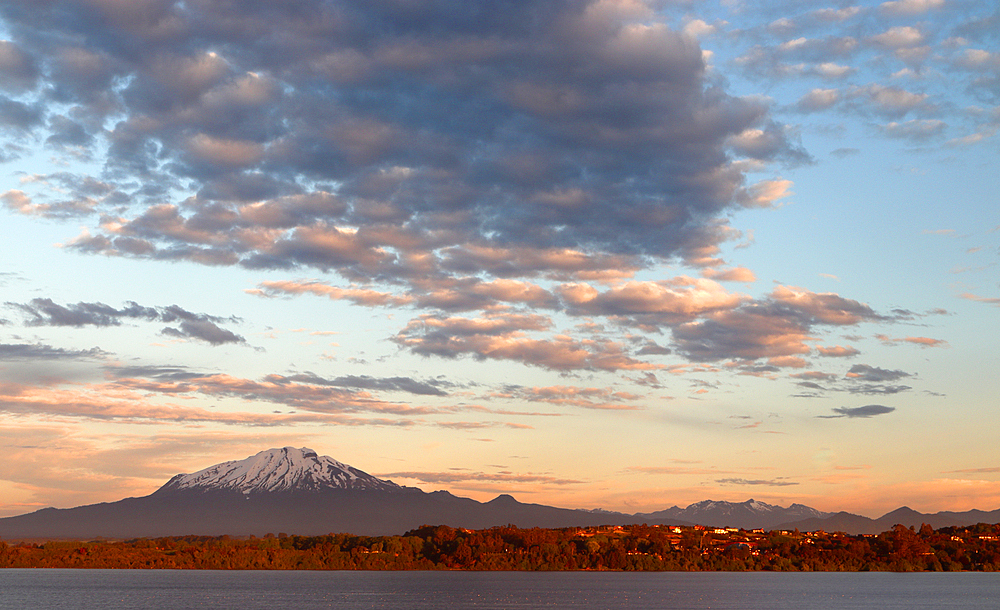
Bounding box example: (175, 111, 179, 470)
(3, 522, 999, 571)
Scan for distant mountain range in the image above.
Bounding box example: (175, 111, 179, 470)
(2, 447, 998, 539)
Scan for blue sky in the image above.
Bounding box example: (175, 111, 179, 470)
(0, 0, 997, 519)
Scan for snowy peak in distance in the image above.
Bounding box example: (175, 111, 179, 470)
(683, 499, 826, 519)
(157, 447, 402, 494)
(637, 498, 830, 530)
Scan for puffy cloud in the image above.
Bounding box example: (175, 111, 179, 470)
(557, 277, 745, 325)
(849, 84, 931, 118)
(956, 48, 1000, 71)
(393, 312, 657, 372)
(701, 266, 756, 283)
(879, 0, 946, 16)
(770, 286, 882, 325)
(812, 63, 854, 79)
(737, 37, 860, 77)
(670, 286, 881, 361)
(869, 26, 925, 49)
(816, 345, 860, 358)
(682, 19, 718, 39)
(0, 40, 38, 91)
(879, 119, 947, 141)
(737, 178, 795, 208)
(673, 308, 813, 361)
(812, 7, 864, 22)
(1, 0, 803, 283)
(796, 88, 840, 112)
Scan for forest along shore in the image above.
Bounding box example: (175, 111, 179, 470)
(2, 523, 1000, 571)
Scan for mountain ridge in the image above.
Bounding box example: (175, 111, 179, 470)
(2, 448, 997, 539)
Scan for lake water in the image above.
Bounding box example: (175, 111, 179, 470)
(0, 570, 997, 609)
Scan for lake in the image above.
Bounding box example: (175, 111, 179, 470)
(0, 570, 997, 609)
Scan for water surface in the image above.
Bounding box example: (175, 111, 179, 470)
(1, 570, 997, 609)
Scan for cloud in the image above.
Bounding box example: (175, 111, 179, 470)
(626, 466, 729, 475)
(377, 470, 586, 487)
(0, 380, 374, 426)
(0, 0, 806, 284)
(557, 277, 745, 326)
(796, 88, 841, 113)
(701, 267, 756, 283)
(393, 312, 658, 372)
(715, 478, 799, 487)
(879, 119, 947, 141)
(812, 63, 855, 79)
(816, 345, 860, 358)
(880, 0, 946, 16)
(278, 373, 449, 397)
(7, 298, 246, 345)
(869, 26, 925, 49)
(498, 385, 644, 410)
(0, 343, 106, 361)
(249, 280, 412, 308)
(876, 334, 949, 348)
(845, 364, 911, 382)
(106, 371, 438, 418)
(849, 84, 931, 118)
(671, 286, 882, 361)
(831, 147, 860, 158)
(160, 319, 245, 346)
(824, 404, 897, 418)
(960, 292, 1000, 306)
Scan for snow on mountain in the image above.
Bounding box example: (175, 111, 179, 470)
(157, 447, 402, 494)
(686, 499, 779, 515)
(636, 498, 831, 529)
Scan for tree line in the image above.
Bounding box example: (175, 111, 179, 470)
(2, 522, 999, 571)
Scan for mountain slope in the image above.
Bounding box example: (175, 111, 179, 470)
(637, 499, 829, 530)
(777, 506, 1000, 535)
(2, 448, 998, 539)
(0, 448, 646, 538)
(156, 447, 401, 494)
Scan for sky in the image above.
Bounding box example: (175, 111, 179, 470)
(0, 0, 997, 520)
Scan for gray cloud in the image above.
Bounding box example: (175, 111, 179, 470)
(846, 364, 911, 382)
(671, 286, 884, 361)
(825, 404, 896, 418)
(8, 298, 245, 345)
(161, 319, 244, 346)
(0, 96, 44, 133)
(846, 384, 912, 395)
(0, 40, 39, 92)
(105, 365, 211, 382)
(279, 373, 449, 397)
(0, 0, 803, 279)
(0, 343, 105, 361)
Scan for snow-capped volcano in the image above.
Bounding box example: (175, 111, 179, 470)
(157, 447, 402, 494)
